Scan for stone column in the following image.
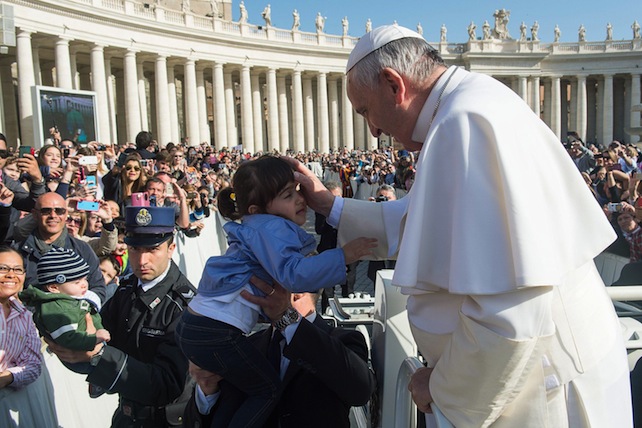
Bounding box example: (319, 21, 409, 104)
(631, 73, 641, 144)
(240, 65, 254, 154)
(569, 80, 577, 133)
(576, 75, 588, 142)
(517, 76, 528, 102)
(302, 76, 314, 152)
(196, 66, 211, 145)
(277, 74, 290, 153)
(251, 71, 264, 152)
(183, 59, 199, 146)
(137, 59, 149, 131)
(70, 47, 79, 90)
(291, 70, 304, 153)
(530, 76, 540, 116)
(341, 75, 354, 150)
(266, 67, 279, 152)
(32, 42, 41, 86)
(55, 36, 73, 90)
(212, 63, 227, 150)
(154, 55, 171, 146)
(543, 79, 552, 127)
(115, 72, 127, 145)
(0, 62, 19, 145)
(353, 111, 365, 150)
(105, 55, 118, 144)
(123, 49, 142, 144)
(224, 69, 238, 147)
(368, 124, 378, 150)
(16, 30, 36, 147)
(90, 44, 111, 144)
(317, 72, 329, 154)
(328, 77, 339, 150)
(550, 76, 562, 140)
(167, 63, 180, 144)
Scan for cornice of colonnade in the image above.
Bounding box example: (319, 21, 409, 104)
(8, 0, 353, 74)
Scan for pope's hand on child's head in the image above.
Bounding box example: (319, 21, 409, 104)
(241, 276, 290, 322)
(282, 156, 335, 217)
(342, 237, 378, 265)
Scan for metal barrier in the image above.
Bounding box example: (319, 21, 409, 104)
(395, 357, 453, 428)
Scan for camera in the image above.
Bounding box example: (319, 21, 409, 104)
(607, 202, 623, 213)
(375, 196, 388, 202)
(63, 148, 70, 158)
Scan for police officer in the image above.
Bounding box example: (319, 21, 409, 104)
(46, 206, 197, 427)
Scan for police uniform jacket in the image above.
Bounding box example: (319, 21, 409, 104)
(86, 261, 196, 412)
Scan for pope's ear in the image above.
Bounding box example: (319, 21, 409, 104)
(381, 68, 406, 104)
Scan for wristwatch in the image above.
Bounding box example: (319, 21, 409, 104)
(272, 307, 301, 331)
(90, 343, 106, 367)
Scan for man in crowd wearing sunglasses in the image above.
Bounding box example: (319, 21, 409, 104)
(13, 192, 106, 302)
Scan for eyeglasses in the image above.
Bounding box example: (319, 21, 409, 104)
(0, 265, 26, 275)
(61, 145, 73, 149)
(125, 166, 141, 171)
(66, 216, 82, 225)
(38, 207, 67, 216)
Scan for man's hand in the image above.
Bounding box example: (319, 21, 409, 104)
(282, 157, 335, 217)
(0, 183, 15, 206)
(241, 276, 290, 322)
(16, 154, 43, 182)
(408, 367, 434, 413)
(189, 362, 222, 396)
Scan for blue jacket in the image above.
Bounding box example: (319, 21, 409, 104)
(198, 214, 346, 297)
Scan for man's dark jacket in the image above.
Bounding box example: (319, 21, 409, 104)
(184, 315, 375, 428)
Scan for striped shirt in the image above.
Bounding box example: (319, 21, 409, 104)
(0, 296, 43, 388)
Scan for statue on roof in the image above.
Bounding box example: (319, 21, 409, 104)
(492, 8, 511, 39)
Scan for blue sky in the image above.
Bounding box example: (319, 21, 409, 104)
(233, 1, 641, 43)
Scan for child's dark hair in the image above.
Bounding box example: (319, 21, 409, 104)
(217, 155, 294, 221)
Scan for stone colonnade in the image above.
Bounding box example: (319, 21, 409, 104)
(3, 27, 641, 149)
(496, 73, 642, 145)
(6, 29, 379, 151)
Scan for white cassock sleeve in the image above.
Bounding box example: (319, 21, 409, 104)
(336, 197, 408, 260)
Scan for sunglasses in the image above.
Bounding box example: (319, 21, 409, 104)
(38, 207, 67, 216)
(125, 166, 141, 171)
(0, 150, 8, 159)
(66, 216, 82, 225)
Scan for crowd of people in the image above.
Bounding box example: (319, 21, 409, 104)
(0, 125, 413, 426)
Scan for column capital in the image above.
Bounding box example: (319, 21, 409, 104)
(16, 28, 33, 37)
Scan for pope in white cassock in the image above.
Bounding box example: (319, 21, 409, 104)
(291, 25, 633, 427)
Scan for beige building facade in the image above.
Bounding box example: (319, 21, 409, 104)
(0, 0, 641, 151)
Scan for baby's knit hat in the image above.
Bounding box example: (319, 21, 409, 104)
(37, 247, 90, 287)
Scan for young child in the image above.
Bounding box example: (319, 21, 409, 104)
(20, 247, 110, 354)
(176, 155, 375, 427)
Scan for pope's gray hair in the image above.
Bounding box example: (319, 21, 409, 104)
(347, 37, 445, 91)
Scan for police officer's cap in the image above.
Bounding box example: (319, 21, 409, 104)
(124, 206, 175, 247)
